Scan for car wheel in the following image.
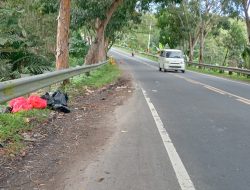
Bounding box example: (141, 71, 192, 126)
(182, 70, 185, 73)
(164, 69, 167, 72)
(159, 67, 161, 71)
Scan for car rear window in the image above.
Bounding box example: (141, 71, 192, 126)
(166, 51, 182, 58)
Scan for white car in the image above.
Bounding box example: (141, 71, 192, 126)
(158, 49, 185, 73)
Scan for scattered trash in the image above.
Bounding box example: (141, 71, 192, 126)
(121, 130, 128, 133)
(41, 91, 70, 113)
(116, 86, 127, 89)
(8, 96, 47, 113)
(4, 107, 12, 113)
(85, 88, 94, 94)
(22, 133, 37, 142)
(0, 106, 12, 114)
(27, 96, 47, 109)
(9, 97, 33, 113)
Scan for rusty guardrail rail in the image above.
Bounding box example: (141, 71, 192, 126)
(0, 61, 108, 104)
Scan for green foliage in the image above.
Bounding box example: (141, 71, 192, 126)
(72, 0, 170, 52)
(242, 45, 250, 69)
(69, 30, 89, 60)
(222, 19, 247, 66)
(0, 0, 57, 81)
(116, 14, 160, 52)
(157, 8, 185, 48)
(70, 63, 120, 89)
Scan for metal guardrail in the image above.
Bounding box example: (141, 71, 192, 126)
(186, 62, 250, 75)
(0, 61, 108, 104)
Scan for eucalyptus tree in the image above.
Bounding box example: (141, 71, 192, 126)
(223, 0, 250, 43)
(73, 0, 174, 64)
(223, 0, 250, 66)
(157, 0, 225, 63)
(56, 0, 71, 70)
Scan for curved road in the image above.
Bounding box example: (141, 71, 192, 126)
(80, 48, 250, 190)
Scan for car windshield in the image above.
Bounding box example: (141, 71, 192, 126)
(166, 51, 182, 58)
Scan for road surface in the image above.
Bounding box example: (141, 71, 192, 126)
(80, 48, 250, 190)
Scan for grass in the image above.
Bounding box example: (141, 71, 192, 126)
(0, 109, 50, 154)
(0, 61, 121, 155)
(68, 62, 120, 91)
(187, 66, 250, 83)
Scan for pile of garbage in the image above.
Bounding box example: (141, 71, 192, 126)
(1, 91, 70, 114)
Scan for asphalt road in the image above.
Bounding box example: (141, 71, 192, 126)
(81, 48, 250, 190)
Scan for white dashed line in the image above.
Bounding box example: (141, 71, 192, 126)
(236, 99, 250, 105)
(142, 88, 196, 190)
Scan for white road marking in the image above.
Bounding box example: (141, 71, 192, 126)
(187, 70, 250, 87)
(141, 88, 196, 190)
(236, 99, 250, 105)
(174, 74, 250, 105)
(204, 86, 226, 95)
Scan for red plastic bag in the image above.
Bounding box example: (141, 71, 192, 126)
(27, 96, 47, 109)
(9, 97, 33, 113)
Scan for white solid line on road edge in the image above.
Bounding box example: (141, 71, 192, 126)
(141, 88, 196, 190)
(187, 70, 250, 87)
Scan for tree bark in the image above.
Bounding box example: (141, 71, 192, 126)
(199, 22, 205, 64)
(243, 0, 250, 43)
(56, 0, 71, 70)
(85, 0, 123, 64)
(189, 36, 197, 62)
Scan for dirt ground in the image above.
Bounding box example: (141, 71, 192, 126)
(0, 71, 133, 190)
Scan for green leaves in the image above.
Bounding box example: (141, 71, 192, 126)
(0, 1, 56, 81)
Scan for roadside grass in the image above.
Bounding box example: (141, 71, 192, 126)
(187, 66, 250, 83)
(68, 63, 120, 92)
(0, 109, 50, 154)
(0, 62, 121, 155)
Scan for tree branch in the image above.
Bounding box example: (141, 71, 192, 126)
(101, 0, 123, 29)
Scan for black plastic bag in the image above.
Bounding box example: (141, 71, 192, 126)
(41, 91, 70, 113)
(0, 106, 12, 114)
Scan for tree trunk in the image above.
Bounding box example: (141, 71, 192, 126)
(84, 0, 123, 64)
(199, 23, 205, 64)
(223, 49, 229, 66)
(56, 0, 71, 70)
(189, 36, 194, 62)
(105, 38, 110, 53)
(85, 25, 106, 64)
(243, 0, 250, 43)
